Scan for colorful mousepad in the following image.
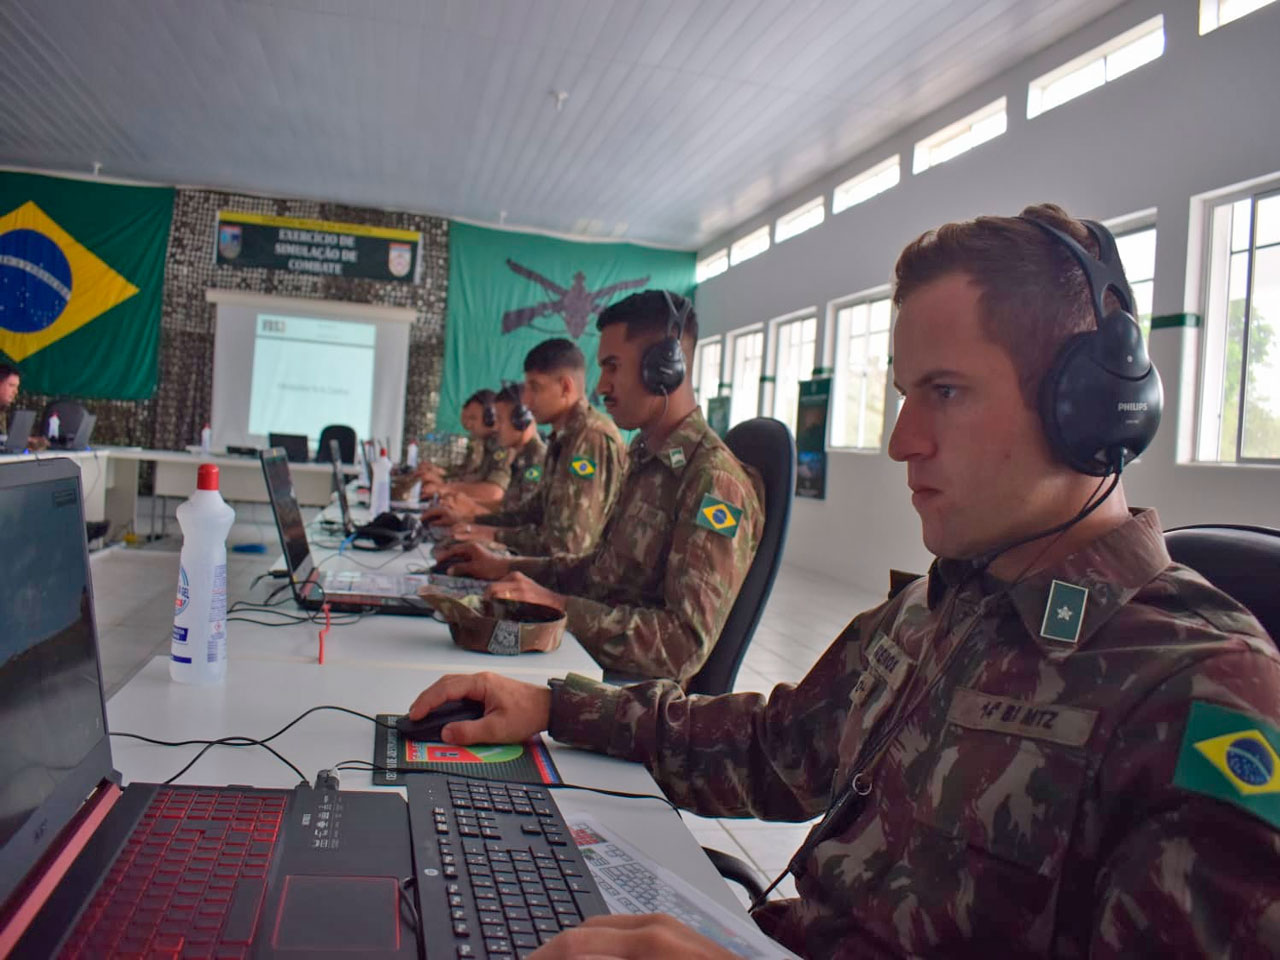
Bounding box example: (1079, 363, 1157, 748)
(372, 713, 562, 786)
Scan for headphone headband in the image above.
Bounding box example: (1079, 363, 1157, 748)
(641, 292, 691, 396)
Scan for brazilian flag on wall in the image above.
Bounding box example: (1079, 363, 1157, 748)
(0, 171, 174, 399)
(441, 222, 695, 434)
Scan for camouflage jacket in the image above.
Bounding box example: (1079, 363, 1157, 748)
(445, 435, 492, 482)
(483, 400, 625, 557)
(547, 509, 1280, 956)
(498, 433, 548, 513)
(527, 407, 764, 684)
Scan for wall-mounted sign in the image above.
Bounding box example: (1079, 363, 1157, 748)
(215, 211, 420, 283)
(795, 377, 831, 499)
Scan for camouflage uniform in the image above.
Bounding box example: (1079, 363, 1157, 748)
(547, 509, 1280, 956)
(524, 407, 764, 684)
(498, 433, 548, 513)
(482, 399, 625, 557)
(444, 436, 487, 481)
(475, 436, 516, 494)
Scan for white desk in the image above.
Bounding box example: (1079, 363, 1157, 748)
(107, 656, 743, 916)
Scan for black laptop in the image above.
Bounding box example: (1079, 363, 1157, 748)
(1, 409, 36, 454)
(268, 433, 310, 463)
(0, 457, 418, 957)
(259, 449, 484, 615)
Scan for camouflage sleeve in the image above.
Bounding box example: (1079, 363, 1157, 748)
(478, 451, 514, 491)
(492, 523, 549, 556)
(547, 609, 884, 820)
(562, 467, 762, 684)
(537, 428, 625, 556)
(1087, 647, 1280, 956)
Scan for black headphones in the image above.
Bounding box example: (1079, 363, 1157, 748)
(480, 396, 497, 429)
(1022, 217, 1163, 476)
(640, 291, 691, 396)
(501, 380, 535, 431)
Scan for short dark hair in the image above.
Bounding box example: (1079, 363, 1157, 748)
(596, 290, 698, 347)
(0, 362, 18, 381)
(464, 388, 497, 409)
(495, 383, 522, 407)
(524, 339, 585, 375)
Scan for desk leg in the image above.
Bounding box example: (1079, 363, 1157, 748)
(104, 456, 140, 540)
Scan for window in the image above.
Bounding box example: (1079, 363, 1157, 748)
(1197, 190, 1280, 462)
(832, 155, 901, 214)
(1113, 225, 1157, 340)
(728, 329, 764, 426)
(830, 295, 892, 449)
(730, 226, 770, 266)
(1200, 0, 1278, 33)
(912, 98, 1007, 175)
(696, 249, 728, 282)
(770, 316, 818, 433)
(692, 338, 723, 414)
(1027, 17, 1164, 119)
(775, 198, 825, 243)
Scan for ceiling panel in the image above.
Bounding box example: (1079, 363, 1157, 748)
(0, 0, 1130, 246)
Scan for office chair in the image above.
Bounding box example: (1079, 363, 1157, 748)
(1164, 524, 1280, 646)
(40, 399, 90, 441)
(317, 424, 357, 464)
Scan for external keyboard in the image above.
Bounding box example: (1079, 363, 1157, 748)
(407, 775, 608, 959)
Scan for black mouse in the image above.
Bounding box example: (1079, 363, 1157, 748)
(395, 698, 486, 741)
(430, 559, 459, 575)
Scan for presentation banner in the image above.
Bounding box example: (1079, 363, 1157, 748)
(795, 377, 831, 499)
(0, 171, 174, 399)
(215, 211, 420, 283)
(441, 222, 695, 434)
(706, 395, 731, 438)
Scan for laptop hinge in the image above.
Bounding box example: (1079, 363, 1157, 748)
(0, 782, 122, 955)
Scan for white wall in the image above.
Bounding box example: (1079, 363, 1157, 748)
(693, 0, 1280, 593)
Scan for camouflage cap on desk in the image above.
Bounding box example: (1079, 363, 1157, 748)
(420, 590, 566, 655)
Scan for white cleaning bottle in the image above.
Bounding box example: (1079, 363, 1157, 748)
(406, 440, 419, 469)
(47, 412, 60, 440)
(170, 463, 236, 685)
(200, 423, 212, 454)
(371, 447, 392, 515)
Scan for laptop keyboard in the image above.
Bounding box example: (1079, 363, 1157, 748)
(408, 776, 608, 959)
(59, 787, 288, 960)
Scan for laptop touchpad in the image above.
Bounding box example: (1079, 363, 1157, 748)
(272, 875, 401, 952)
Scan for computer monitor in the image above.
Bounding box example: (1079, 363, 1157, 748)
(328, 439, 353, 534)
(268, 433, 309, 463)
(259, 448, 315, 588)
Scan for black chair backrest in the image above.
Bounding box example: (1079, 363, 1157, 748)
(41, 399, 89, 440)
(317, 424, 357, 464)
(687, 417, 795, 696)
(1164, 524, 1280, 647)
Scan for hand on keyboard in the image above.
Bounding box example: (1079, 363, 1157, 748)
(528, 913, 741, 959)
(407, 671, 551, 746)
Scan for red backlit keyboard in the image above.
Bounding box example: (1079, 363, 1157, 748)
(59, 787, 288, 959)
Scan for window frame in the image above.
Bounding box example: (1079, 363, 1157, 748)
(727, 325, 766, 427)
(832, 155, 901, 214)
(912, 97, 1008, 175)
(827, 286, 895, 452)
(1026, 15, 1165, 119)
(766, 309, 819, 433)
(729, 226, 771, 266)
(1200, 0, 1278, 34)
(774, 197, 825, 243)
(696, 249, 728, 283)
(691, 336, 724, 414)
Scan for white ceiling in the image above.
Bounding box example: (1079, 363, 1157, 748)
(0, 0, 1127, 248)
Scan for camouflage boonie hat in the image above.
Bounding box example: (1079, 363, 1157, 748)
(390, 472, 420, 501)
(419, 590, 565, 656)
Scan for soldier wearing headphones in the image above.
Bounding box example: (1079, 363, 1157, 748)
(416, 388, 501, 487)
(435, 291, 765, 684)
(485, 382, 547, 514)
(409, 206, 1280, 957)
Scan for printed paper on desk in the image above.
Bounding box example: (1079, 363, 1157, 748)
(568, 816, 801, 959)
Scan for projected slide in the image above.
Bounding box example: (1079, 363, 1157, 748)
(248, 314, 375, 443)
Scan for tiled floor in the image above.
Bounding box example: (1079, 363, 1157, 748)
(93, 498, 880, 908)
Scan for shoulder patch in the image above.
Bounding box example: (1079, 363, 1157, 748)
(523, 465, 543, 482)
(1174, 701, 1280, 829)
(493, 448, 509, 464)
(667, 447, 687, 470)
(695, 493, 742, 538)
(569, 456, 596, 478)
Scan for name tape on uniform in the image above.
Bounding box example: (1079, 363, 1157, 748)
(946, 687, 1099, 747)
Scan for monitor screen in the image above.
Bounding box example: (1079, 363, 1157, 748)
(260, 450, 312, 578)
(0, 468, 107, 852)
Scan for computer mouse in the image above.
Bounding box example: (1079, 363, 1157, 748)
(395, 698, 486, 741)
(430, 559, 459, 575)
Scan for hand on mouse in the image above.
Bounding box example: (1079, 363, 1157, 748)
(485, 573, 566, 613)
(528, 914, 740, 959)
(432, 540, 511, 581)
(407, 672, 552, 746)
(421, 502, 462, 526)
(451, 522, 498, 543)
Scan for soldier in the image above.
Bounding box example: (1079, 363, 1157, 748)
(420, 389, 515, 504)
(425, 339, 625, 555)
(435, 292, 764, 684)
(409, 206, 1280, 957)
(415, 389, 499, 485)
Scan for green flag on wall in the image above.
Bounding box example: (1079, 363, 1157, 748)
(440, 222, 695, 434)
(0, 171, 174, 399)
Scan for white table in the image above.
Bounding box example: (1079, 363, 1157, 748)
(106, 657, 744, 916)
(0, 448, 110, 523)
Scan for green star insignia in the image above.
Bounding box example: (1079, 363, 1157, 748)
(1040, 579, 1088, 643)
(695, 494, 742, 537)
(569, 457, 596, 478)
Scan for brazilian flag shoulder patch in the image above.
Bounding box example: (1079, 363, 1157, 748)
(523, 465, 543, 482)
(1173, 701, 1280, 829)
(695, 493, 742, 538)
(569, 456, 596, 479)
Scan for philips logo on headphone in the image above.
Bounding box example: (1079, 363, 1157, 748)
(1117, 401, 1149, 412)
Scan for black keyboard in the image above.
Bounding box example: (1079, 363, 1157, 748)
(407, 775, 608, 959)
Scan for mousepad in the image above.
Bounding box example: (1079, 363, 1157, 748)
(372, 714, 562, 786)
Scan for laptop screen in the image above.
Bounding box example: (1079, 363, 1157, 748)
(0, 458, 111, 907)
(329, 439, 351, 530)
(259, 449, 312, 580)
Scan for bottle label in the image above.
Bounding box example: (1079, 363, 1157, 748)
(208, 564, 227, 664)
(174, 565, 190, 615)
(172, 625, 188, 645)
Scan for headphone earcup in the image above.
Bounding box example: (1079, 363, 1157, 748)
(511, 403, 534, 430)
(482, 404, 496, 428)
(1040, 318, 1163, 476)
(640, 338, 686, 395)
